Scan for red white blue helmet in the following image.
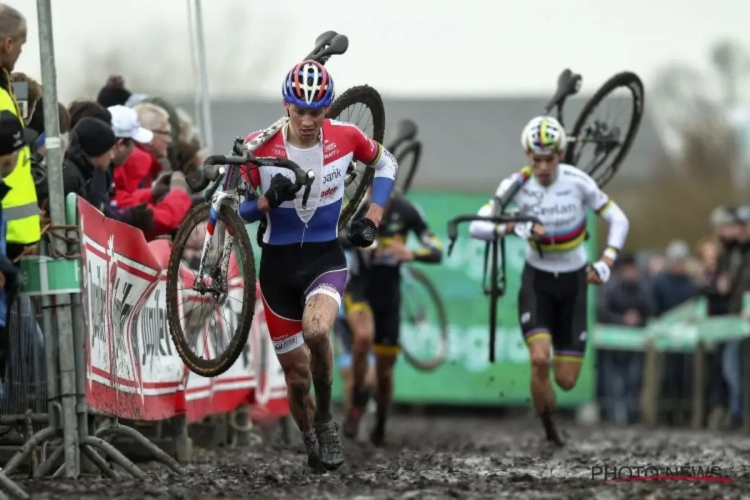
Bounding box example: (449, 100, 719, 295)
(282, 60, 335, 109)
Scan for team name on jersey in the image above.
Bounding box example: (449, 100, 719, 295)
(323, 168, 342, 184)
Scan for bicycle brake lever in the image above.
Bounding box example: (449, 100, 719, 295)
(302, 185, 312, 209)
(300, 170, 315, 209)
(447, 237, 457, 257)
(530, 235, 544, 259)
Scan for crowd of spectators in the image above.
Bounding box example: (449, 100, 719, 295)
(597, 205, 750, 430)
(0, 3, 205, 430)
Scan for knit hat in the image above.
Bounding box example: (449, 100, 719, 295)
(72, 117, 116, 157)
(96, 75, 132, 108)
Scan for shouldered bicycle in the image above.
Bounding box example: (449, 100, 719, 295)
(168, 32, 388, 377)
(447, 68, 645, 363)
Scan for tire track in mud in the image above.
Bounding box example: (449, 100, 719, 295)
(16, 414, 750, 499)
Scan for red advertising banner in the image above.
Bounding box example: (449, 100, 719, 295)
(78, 197, 288, 422)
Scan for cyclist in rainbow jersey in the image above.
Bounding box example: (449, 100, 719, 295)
(468, 115, 629, 446)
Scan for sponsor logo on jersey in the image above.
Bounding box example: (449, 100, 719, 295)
(324, 141, 337, 152)
(324, 149, 340, 160)
(323, 168, 342, 184)
(321, 186, 338, 198)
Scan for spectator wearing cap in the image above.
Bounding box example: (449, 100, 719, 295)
(0, 110, 27, 379)
(652, 239, 698, 426)
(112, 103, 190, 240)
(0, 4, 40, 262)
(109, 105, 152, 167)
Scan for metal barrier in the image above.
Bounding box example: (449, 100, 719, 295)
(0, 194, 289, 499)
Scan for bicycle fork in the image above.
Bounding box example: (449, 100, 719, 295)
(196, 191, 235, 295)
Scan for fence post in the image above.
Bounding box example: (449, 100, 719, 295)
(36, 0, 80, 479)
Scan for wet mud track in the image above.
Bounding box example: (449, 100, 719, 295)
(16, 413, 750, 499)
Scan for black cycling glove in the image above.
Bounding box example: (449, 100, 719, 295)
(264, 174, 297, 209)
(347, 218, 377, 248)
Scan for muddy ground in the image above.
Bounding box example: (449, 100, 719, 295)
(12, 410, 750, 499)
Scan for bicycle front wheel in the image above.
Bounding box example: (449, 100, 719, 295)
(327, 85, 386, 229)
(166, 202, 256, 377)
(565, 72, 645, 188)
(399, 268, 449, 371)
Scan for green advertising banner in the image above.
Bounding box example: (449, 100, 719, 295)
(245, 191, 597, 407)
(348, 191, 597, 406)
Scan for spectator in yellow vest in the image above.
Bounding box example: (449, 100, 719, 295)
(0, 4, 39, 262)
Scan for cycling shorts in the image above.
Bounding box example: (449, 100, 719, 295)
(259, 239, 347, 355)
(517, 263, 588, 361)
(343, 272, 402, 357)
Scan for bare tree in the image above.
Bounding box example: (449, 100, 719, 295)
(649, 62, 733, 170)
(70, 3, 288, 102)
(711, 39, 750, 107)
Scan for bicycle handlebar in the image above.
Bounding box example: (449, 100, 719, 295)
(193, 150, 316, 207)
(446, 214, 543, 256)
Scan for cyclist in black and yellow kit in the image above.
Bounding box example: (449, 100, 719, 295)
(339, 189, 442, 445)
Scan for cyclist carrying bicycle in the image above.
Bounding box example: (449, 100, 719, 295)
(468, 115, 630, 446)
(237, 60, 398, 469)
(339, 189, 442, 445)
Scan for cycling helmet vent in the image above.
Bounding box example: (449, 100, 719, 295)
(521, 115, 567, 155)
(282, 60, 336, 110)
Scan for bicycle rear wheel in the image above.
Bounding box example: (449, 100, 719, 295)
(327, 85, 386, 229)
(399, 268, 449, 371)
(564, 72, 645, 188)
(166, 202, 256, 377)
(394, 140, 422, 195)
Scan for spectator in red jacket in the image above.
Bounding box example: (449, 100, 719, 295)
(109, 103, 190, 240)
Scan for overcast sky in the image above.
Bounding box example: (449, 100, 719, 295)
(8, 0, 750, 102)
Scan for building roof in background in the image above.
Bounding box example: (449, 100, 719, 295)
(170, 96, 664, 193)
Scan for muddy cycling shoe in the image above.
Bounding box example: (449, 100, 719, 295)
(315, 421, 344, 470)
(540, 410, 564, 447)
(343, 388, 371, 439)
(302, 430, 323, 469)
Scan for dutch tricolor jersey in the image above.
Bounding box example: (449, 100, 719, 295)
(242, 119, 397, 245)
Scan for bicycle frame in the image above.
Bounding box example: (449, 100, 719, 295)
(446, 194, 542, 363)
